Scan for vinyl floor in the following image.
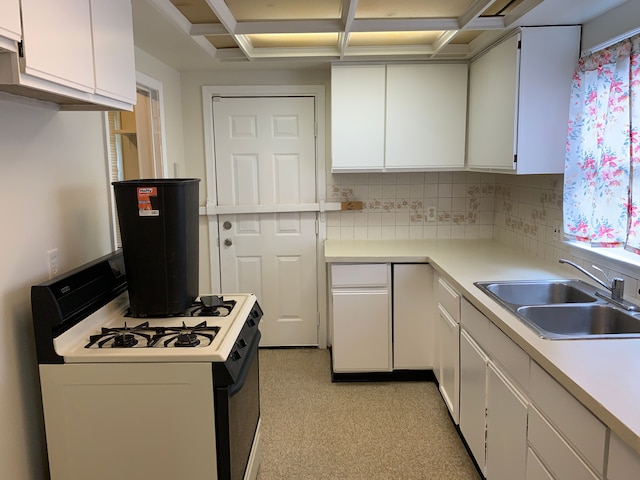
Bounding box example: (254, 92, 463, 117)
(255, 348, 481, 480)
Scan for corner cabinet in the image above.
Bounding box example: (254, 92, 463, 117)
(467, 26, 581, 174)
(0, 0, 135, 110)
(393, 264, 434, 369)
(331, 63, 468, 172)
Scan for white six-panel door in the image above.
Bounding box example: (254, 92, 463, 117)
(212, 96, 318, 346)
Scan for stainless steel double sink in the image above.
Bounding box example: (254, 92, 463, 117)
(474, 280, 640, 340)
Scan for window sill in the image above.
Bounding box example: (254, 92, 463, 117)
(564, 240, 640, 275)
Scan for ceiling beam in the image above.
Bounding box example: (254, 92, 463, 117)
(503, 0, 544, 26)
(458, 0, 498, 28)
(340, 0, 358, 59)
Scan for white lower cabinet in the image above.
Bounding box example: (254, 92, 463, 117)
(526, 448, 554, 480)
(435, 276, 461, 423)
(486, 362, 528, 480)
(459, 329, 488, 473)
(393, 264, 434, 369)
(438, 305, 460, 423)
(330, 264, 392, 373)
(529, 362, 606, 476)
(527, 405, 599, 480)
(608, 432, 640, 480)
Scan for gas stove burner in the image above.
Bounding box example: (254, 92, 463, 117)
(86, 322, 153, 349)
(150, 321, 220, 348)
(191, 296, 237, 317)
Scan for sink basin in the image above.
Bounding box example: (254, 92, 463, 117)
(474, 279, 640, 340)
(517, 304, 640, 339)
(475, 280, 598, 306)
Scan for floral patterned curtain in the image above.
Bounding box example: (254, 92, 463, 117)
(563, 34, 640, 250)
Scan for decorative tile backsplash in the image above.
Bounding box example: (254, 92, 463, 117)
(493, 174, 565, 262)
(326, 171, 496, 240)
(325, 171, 640, 301)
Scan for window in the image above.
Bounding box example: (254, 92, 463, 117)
(563, 33, 640, 255)
(106, 74, 167, 249)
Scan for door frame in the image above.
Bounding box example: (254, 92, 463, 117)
(201, 85, 328, 348)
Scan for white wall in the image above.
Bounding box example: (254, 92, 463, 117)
(581, 0, 640, 51)
(0, 96, 113, 480)
(0, 49, 185, 480)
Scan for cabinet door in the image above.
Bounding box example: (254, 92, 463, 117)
(393, 264, 433, 369)
(608, 432, 640, 480)
(438, 304, 460, 424)
(486, 362, 528, 480)
(515, 26, 580, 174)
(20, 0, 94, 93)
(0, 0, 21, 51)
(332, 288, 391, 372)
(91, 0, 136, 104)
(467, 33, 519, 171)
(331, 65, 385, 172)
(459, 329, 488, 473)
(385, 64, 467, 170)
(526, 448, 554, 480)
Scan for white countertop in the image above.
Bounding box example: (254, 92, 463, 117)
(325, 238, 640, 455)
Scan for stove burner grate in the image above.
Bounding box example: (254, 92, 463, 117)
(150, 321, 221, 348)
(86, 322, 154, 349)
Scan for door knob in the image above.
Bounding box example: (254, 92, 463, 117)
(223, 221, 232, 230)
(224, 238, 233, 247)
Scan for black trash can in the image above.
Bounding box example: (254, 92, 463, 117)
(112, 178, 200, 317)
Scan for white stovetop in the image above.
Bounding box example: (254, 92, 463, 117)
(54, 293, 257, 363)
(325, 238, 640, 456)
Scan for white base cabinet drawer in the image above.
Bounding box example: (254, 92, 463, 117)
(529, 362, 605, 475)
(526, 447, 554, 480)
(331, 263, 389, 287)
(487, 323, 530, 392)
(437, 277, 460, 322)
(528, 405, 599, 480)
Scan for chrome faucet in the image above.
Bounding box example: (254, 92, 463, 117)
(559, 259, 625, 301)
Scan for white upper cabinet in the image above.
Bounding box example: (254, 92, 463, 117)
(331, 64, 386, 171)
(0, 0, 21, 52)
(467, 26, 581, 174)
(0, 0, 136, 110)
(91, 0, 136, 105)
(20, 0, 95, 94)
(386, 64, 467, 170)
(331, 63, 468, 172)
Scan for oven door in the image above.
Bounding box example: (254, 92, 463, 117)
(214, 329, 261, 480)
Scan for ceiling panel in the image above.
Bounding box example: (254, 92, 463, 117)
(170, 0, 220, 24)
(139, 0, 628, 67)
(349, 31, 443, 47)
(355, 0, 476, 19)
(226, 0, 342, 21)
(248, 33, 340, 48)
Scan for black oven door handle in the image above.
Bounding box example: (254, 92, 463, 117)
(228, 329, 261, 397)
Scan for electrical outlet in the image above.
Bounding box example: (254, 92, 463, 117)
(47, 248, 59, 278)
(553, 221, 563, 241)
(426, 205, 437, 222)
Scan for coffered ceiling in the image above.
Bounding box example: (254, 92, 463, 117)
(134, 0, 629, 68)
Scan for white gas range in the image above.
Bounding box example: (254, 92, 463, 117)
(32, 251, 263, 480)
